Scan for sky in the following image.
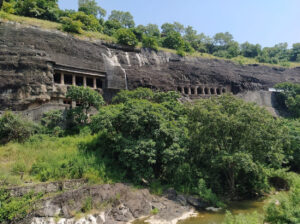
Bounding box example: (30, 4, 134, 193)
(58, 0, 300, 48)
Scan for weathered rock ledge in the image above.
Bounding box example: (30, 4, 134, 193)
(6, 181, 210, 224)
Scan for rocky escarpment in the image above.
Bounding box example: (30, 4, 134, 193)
(6, 181, 210, 224)
(1, 20, 300, 112)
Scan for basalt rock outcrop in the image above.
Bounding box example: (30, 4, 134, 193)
(1, 20, 300, 115)
(8, 181, 200, 224)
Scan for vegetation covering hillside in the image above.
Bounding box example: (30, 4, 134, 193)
(1, 0, 300, 68)
(1, 86, 300, 223)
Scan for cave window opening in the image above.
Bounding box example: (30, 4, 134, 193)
(222, 88, 226, 93)
(54, 73, 61, 84)
(64, 74, 73, 85)
(177, 87, 182, 92)
(63, 99, 71, 105)
(191, 88, 195, 95)
(96, 79, 103, 89)
(184, 87, 189, 94)
(217, 88, 221, 95)
(204, 88, 209, 94)
(86, 77, 94, 88)
(210, 88, 215, 95)
(197, 87, 202, 95)
(76, 76, 83, 86)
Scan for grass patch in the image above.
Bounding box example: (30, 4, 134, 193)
(0, 134, 125, 186)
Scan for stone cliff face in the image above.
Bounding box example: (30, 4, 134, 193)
(1, 21, 300, 112)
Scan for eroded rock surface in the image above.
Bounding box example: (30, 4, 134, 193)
(1, 21, 300, 113)
(9, 182, 199, 224)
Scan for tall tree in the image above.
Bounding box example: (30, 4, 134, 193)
(108, 10, 135, 28)
(78, 0, 106, 18)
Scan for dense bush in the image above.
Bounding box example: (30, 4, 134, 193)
(61, 17, 83, 33)
(13, 0, 60, 21)
(70, 11, 102, 32)
(0, 190, 43, 223)
(66, 86, 104, 126)
(115, 28, 138, 47)
(187, 95, 288, 197)
(103, 19, 122, 36)
(0, 112, 34, 144)
(275, 82, 300, 117)
(142, 36, 159, 51)
(162, 31, 184, 50)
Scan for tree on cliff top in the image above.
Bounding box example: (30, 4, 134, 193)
(108, 10, 135, 28)
(78, 0, 106, 18)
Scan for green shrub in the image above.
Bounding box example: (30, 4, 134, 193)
(0, 112, 33, 144)
(70, 11, 102, 32)
(0, 190, 43, 223)
(81, 197, 93, 213)
(115, 28, 138, 47)
(162, 31, 184, 50)
(142, 36, 159, 51)
(41, 110, 64, 131)
(2, 1, 15, 14)
(61, 17, 83, 33)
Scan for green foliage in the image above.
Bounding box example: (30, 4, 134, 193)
(162, 31, 184, 50)
(2, 1, 15, 13)
(108, 10, 135, 28)
(13, 0, 60, 21)
(142, 36, 159, 51)
(188, 95, 288, 197)
(66, 86, 104, 125)
(70, 11, 102, 32)
(275, 82, 300, 117)
(115, 28, 138, 47)
(81, 196, 93, 213)
(78, 0, 106, 18)
(0, 112, 34, 144)
(0, 190, 43, 223)
(223, 211, 263, 224)
(61, 17, 83, 33)
(103, 19, 122, 36)
(151, 208, 159, 215)
(41, 110, 64, 131)
(265, 174, 300, 224)
(240, 42, 261, 58)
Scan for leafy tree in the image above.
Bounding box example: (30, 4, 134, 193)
(108, 10, 135, 28)
(240, 42, 261, 58)
(183, 25, 197, 43)
(103, 19, 122, 36)
(14, 0, 60, 21)
(70, 11, 102, 32)
(78, 0, 106, 18)
(61, 17, 83, 33)
(144, 23, 161, 38)
(161, 22, 185, 36)
(162, 31, 184, 50)
(66, 86, 104, 125)
(115, 28, 138, 47)
(92, 98, 188, 181)
(188, 95, 287, 197)
(142, 36, 159, 51)
(213, 32, 234, 47)
(275, 82, 300, 117)
(290, 43, 300, 62)
(0, 112, 34, 144)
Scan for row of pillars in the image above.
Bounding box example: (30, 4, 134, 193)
(178, 86, 227, 95)
(54, 72, 103, 89)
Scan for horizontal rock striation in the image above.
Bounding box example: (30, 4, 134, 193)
(1, 21, 300, 112)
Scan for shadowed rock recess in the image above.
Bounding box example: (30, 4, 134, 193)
(1, 21, 300, 118)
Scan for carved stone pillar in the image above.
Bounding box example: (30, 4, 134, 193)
(188, 87, 191, 95)
(60, 73, 64, 85)
(83, 76, 87, 87)
(72, 75, 76, 86)
(93, 78, 97, 89)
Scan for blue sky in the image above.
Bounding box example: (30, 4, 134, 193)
(58, 0, 300, 48)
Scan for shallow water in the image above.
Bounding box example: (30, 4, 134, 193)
(178, 199, 266, 224)
(133, 199, 266, 224)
